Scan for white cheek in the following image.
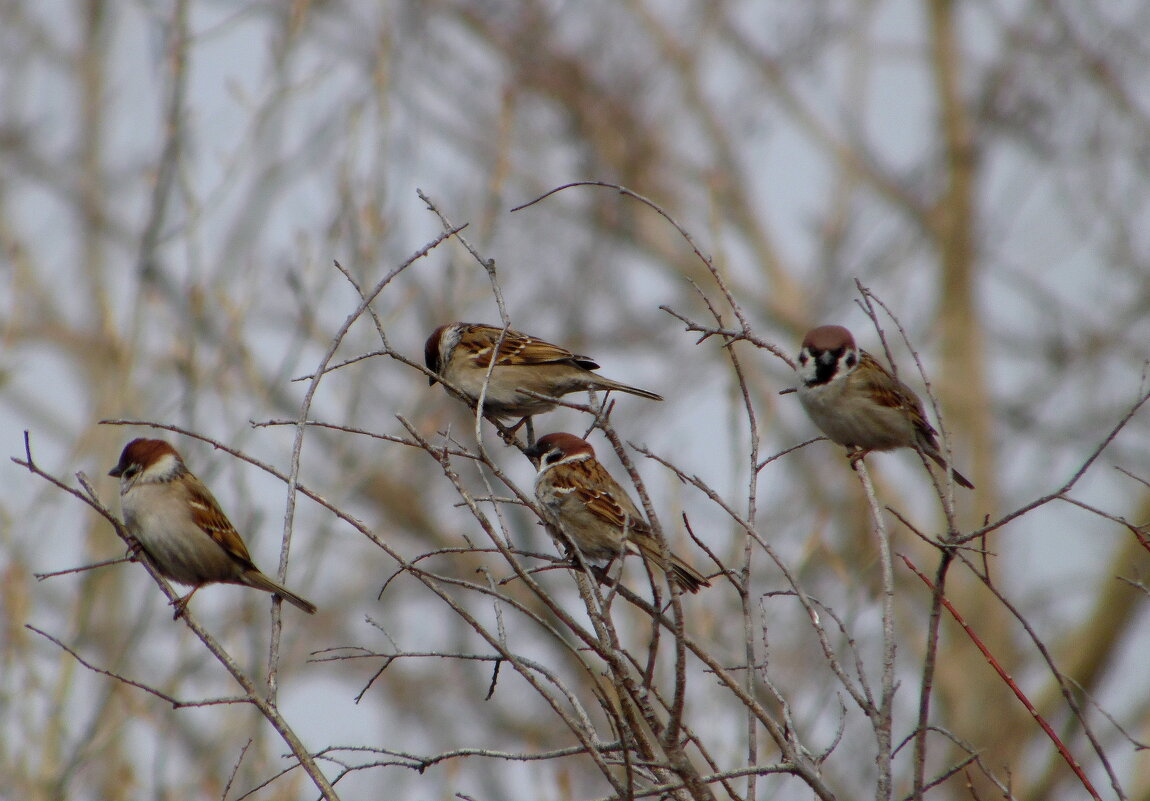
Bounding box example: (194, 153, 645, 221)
(142, 453, 181, 481)
(443, 330, 462, 366)
(796, 356, 820, 385)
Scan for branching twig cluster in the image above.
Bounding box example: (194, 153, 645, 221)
(15, 188, 1150, 801)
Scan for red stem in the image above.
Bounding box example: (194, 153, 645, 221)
(899, 553, 1102, 801)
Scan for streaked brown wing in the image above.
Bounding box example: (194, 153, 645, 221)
(184, 476, 260, 571)
(576, 482, 650, 536)
(856, 350, 939, 440)
(551, 460, 648, 533)
(469, 325, 598, 369)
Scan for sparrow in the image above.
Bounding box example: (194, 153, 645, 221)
(109, 438, 318, 616)
(795, 325, 974, 489)
(424, 323, 662, 424)
(525, 432, 710, 593)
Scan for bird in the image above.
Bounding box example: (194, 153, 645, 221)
(424, 323, 662, 427)
(109, 438, 318, 616)
(525, 432, 710, 593)
(795, 325, 974, 489)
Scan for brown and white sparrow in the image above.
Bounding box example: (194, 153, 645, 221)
(425, 323, 662, 423)
(109, 439, 318, 616)
(795, 325, 974, 489)
(525, 432, 710, 593)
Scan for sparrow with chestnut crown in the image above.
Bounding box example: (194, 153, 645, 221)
(109, 438, 317, 616)
(425, 323, 662, 428)
(795, 325, 974, 489)
(525, 432, 710, 593)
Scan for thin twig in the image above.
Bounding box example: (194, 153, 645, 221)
(853, 459, 895, 801)
(14, 432, 341, 800)
(27, 625, 247, 709)
(900, 554, 1103, 801)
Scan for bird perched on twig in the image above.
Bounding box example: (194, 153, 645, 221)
(109, 438, 317, 616)
(795, 325, 974, 489)
(425, 323, 662, 429)
(525, 432, 710, 593)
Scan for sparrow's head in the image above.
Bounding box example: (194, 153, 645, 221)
(797, 325, 859, 387)
(525, 432, 595, 472)
(424, 323, 461, 386)
(109, 438, 184, 488)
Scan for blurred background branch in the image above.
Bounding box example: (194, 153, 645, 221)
(3, 1, 1149, 799)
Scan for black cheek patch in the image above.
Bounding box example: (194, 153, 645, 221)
(813, 363, 835, 385)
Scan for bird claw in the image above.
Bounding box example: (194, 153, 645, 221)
(493, 416, 530, 446)
(169, 589, 197, 620)
(559, 553, 618, 591)
(124, 540, 145, 562)
(589, 565, 619, 591)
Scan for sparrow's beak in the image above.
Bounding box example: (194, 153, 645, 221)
(108, 464, 124, 478)
(523, 442, 544, 462)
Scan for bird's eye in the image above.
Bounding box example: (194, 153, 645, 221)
(124, 465, 140, 479)
(798, 353, 808, 365)
(844, 352, 857, 368)
(544, 451, 563, 465)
